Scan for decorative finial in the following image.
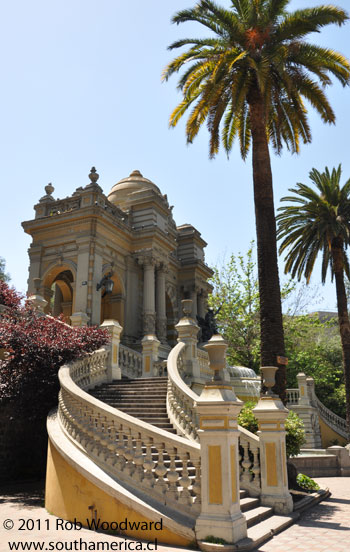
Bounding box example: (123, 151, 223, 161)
(130, 170, 143, 177)
(45, 183, 54, 196)
(89, 167, 99, 183)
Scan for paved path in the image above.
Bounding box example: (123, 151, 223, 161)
(0, 478, 349, 551)
(256, 477, 350, 552)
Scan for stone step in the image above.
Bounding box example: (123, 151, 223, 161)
(240, 497, 260, 513)
(235, 513, 298, 551)
(243, 505, 273, 528)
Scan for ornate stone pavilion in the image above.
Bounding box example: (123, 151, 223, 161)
(22, 168, 212, 356)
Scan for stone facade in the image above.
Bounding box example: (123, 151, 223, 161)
(22, 168, 212, 355)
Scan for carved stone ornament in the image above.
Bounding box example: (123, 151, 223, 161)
(143, 312, 156, 334)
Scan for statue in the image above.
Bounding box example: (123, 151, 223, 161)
(196, 306, 221, 342)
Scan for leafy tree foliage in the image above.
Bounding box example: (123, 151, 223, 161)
(238, 400, 305, 457)
(0, 280, 109, 479)
(278, 165, 350, 434)
(164, 0, 350, 401)
(0, 257, 10, 282)
(209, 246, 260, 371)
(209, 247, 346, 418)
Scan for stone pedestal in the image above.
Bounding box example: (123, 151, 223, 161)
(70, 312, 89, 327)
(27, 294, 48, 313)
(253, 368, 293, 515)
(141, 334, 160, 378)
(195, 336, 247, 544)
(100, 319, 123, 381)
(293, 373, 322, 448)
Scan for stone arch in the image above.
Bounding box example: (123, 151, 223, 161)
(100, 270, 125, 326)
(41, 263, 76, 322)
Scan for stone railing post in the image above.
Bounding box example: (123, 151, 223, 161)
(100, 319, 123, 381)
(292, 373, 321, 448)
(27, 277, 48, 313)
(195, 335, 247, 544)
(297, 372, 310, 405)
(141, 335, 160, 378)
(253, 367, 293, 515)
(175, 299, 200, 379)
(70, 312, 89, 327)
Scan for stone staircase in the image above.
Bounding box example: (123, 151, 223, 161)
(89, 377, 297, 547)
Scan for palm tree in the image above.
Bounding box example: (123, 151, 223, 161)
(277, 165, 350, 436)
(163, 0, 350, 400)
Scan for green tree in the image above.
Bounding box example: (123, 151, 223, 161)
(0, 257, 10, 282)
(209, 246, 260, 370)
(277, 165, 350, 436)
(163, 0, 350, 401)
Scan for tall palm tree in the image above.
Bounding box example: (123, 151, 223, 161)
(277, 165, 350, 435)
(163, 0, 350, 400)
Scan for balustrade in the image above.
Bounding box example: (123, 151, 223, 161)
(286, 388, 300, 405)
(57, 355, 201, 520)
(118, 344, 142, 379)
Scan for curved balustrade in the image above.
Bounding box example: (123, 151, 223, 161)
(69, 347, 110, 389)
(316, 396, 348, 439)
(166, 342, 200, 442)
(166, 341, 262, 496)
(58, 356, 201, 520)
(118, 344, 142, 379)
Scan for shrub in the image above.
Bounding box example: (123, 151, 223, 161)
(0, 280, 23, 309)
(238, 400, 305, 457)
(296, 473, 320, 491)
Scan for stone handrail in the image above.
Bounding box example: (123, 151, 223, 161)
(286, 388, 300, 405)
(167, 342, 200, 442)
(58, 354, 201, 520)
(119, 344, 142, 379)
(315, 396, 348, 439)
(167, 340, 262, 496)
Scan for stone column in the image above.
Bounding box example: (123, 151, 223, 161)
(195, 335, 247, 544)
(156, 265, 167, 343)
(190, 288, 198, 320)
(198, 291, 206, 318)
(100, 320, 123, 381)
(142, 257, 156, 335)
(253, 367, 293, 514)
(176, 299, 200, 379)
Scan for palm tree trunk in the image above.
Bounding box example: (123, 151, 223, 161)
(331, 239, 350, 438)
(249, 92, 286, 402)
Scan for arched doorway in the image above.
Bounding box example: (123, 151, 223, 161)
(100, 272, 125, 326)
(42, 265, 75, 323)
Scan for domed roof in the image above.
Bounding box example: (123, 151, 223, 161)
(107, 170, 161, 206)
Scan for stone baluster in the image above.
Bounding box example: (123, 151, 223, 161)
(133, 432, 145, 483)
(250, 443, 261, 489)
(253, 366, 293, 514)
(192, 456, 201, 513)
(116, 425, 127, 473)
(241, 440, 252, 485)
(165, 447, 179, 504)
(106, 421, 117, 466)
(154, 443, 168, 498)
(143, 439, 155, 489)
(124, 429, 135, 477)
(195, 334, 247, 544)
(178, 452, 192, 507)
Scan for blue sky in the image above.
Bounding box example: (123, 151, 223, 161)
(1, 0, 349, 312)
